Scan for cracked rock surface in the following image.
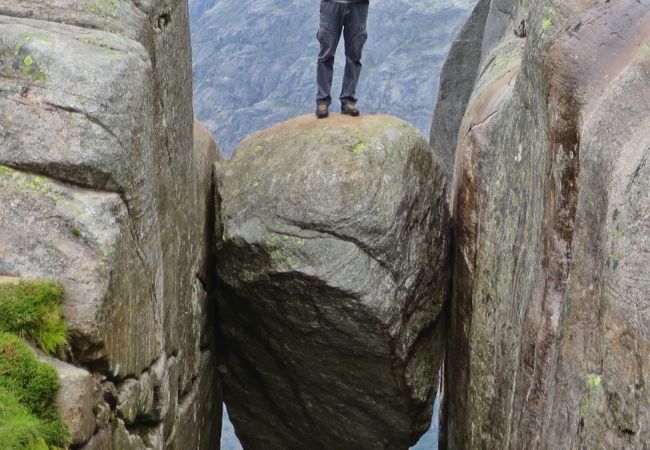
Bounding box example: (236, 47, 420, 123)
(215, 114, 451, 450)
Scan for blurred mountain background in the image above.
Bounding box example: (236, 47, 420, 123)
(190, 0, 476, 155)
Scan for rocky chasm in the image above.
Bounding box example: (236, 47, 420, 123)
(1, 0, 649, 450)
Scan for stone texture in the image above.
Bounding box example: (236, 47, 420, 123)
(215, 114, 451, 450)
(116, 373, 155, 425)
(93, 420, 148, 450)
(429, 0, 490, 191)
(0, 0, 148, 43)
(0, 14, 160, 379)
(432, 0, 650, 448)
(0, 1, 221, 448)
(0, 166, 158, 378)
(169, 350, 222, 450)
(48, 357, 98, 446)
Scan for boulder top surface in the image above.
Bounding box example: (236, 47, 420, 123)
(216, 113, 441, 259)
(229, 113, 425, 157)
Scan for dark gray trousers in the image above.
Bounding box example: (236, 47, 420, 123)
(316, 1, 369, 106)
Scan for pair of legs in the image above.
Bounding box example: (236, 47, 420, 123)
(316, 1, 369, 113)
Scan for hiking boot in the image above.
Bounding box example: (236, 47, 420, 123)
(316, 103, 329, 119)
(341, 103, 360, 117)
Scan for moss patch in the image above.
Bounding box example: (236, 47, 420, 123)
(0, 386, 49, 450)
(0, 332, 70, 448)
(89, 0, 119, 17)
(539, 6, 557, 37)
(0, 280, 67, 356)
(351, 141, 370, 154)
(540, 17, 553, 34)
(579, 373, 604, 428)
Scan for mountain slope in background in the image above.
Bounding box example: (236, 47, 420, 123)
(190, 0, 476, 154)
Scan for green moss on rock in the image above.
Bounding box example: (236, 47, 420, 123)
(0, 332, 70, 449)
(0, 386, 49, 450)
(0, 280, 67, 356)
(351, 141, 370, 154)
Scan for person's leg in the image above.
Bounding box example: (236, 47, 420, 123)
(316, 2, 343, 106)
(340, 2, 368, 106)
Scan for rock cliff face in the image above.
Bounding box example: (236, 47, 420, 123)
(0, 1, 221, 448)
(432, 0, 650, 448)
(214, 114, 450, 450)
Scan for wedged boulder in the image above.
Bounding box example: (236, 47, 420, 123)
(433, 0, 650, 448)
(215, 114, 451, 450)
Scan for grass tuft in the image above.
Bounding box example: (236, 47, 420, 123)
(0, 280, 67, 356)
(0, 386, 49, 450)
(0, 332, 70, 448)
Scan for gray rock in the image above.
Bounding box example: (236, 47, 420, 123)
(148, 354, 172, 423)
(172, 121, 221, 395)
(80, 426, 114, 450)
(45, 357, 98, 446)
(169, 350, 222, 450)
(0, 15, 163, 378)
(215, 114, 451, 450)
(78, 420, 148, 450)
(116, 373, 155, 425)
(0, 166, 158, 378)
(161, 355, 179, 443)
(111, 420, 148, 450)
(429, 0, 490, 190)
(0, 1, 221, 448)
(434, 0, 650, 448)
(0, 0, 148, 43)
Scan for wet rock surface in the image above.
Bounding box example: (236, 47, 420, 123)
(432, 0, 650, 448)
(215, 114, 451, 450)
